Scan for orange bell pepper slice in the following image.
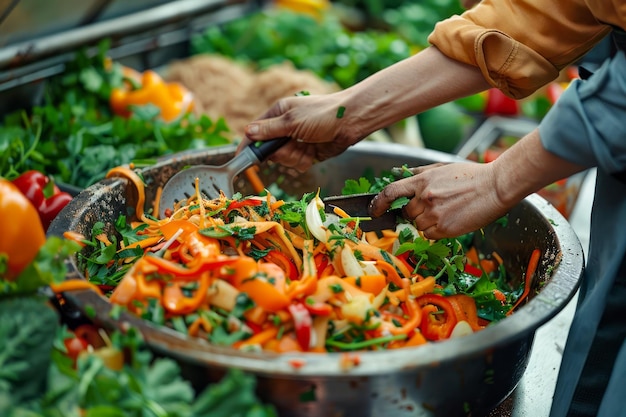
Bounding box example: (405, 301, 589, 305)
(142, 253, 236, 280)
(445, 293, 483, 331)
(163, 272, 211, 315)
(226, 257, 290, 312)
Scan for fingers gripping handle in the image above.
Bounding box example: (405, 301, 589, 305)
(248, 137, 290, 162)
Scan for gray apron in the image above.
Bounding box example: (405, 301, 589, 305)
(549, 171, 626, 417)
(545, 28, 626, 417)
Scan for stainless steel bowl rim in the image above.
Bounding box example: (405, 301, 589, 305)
(55, 142, 584, 378)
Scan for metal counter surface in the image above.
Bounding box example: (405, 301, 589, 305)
(489, 169, 595, 417)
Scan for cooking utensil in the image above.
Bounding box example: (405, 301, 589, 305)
(49, 142, 583, 417)
(158, 137, 289, 217)
(322, 192, 402, 232)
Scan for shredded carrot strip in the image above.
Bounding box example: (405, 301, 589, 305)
(63, 231, 87, 247)
(106, 166, 147, 221)
(312, 241, 326, 256)
(364, 231, 379, 245)
(188, 315, 212, 337)
(375, 260, 406, 289)
(121, 236, 162, 251)
(405, 330, 428, 347)
(50, 279, 103, 296)
(388, 285, 421, 335)
(369, 236, 396, 252)
(194, 177, 207, 229)
(492, 251, 504, 266)
(95, 233, 113, 246)
(332, 206, 350, 219)
(244, 166, 266, 195)
(508, 248, 541, 315)
(350, 241, 411, 278)
(153, 185, 163, 218)
(235, 326, 278, 349)
(270, 200, 285, 211)
(381, 230, 398, 238)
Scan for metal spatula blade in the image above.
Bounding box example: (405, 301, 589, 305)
(158, 138, 288, 218)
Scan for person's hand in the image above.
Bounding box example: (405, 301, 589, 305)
(369, 162, 513, 239)
(241, 91, 366, 173)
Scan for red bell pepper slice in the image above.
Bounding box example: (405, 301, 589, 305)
(417, 293, 458, 341)
(266, 249, 299, 281)
(226, 198, 263, 211)
(463, 263, 483, 278)
(396, 252, 414, 273)
(303, 297, 333, 316)
(314, 253, 329, 272)
(289, 303, 313, 350)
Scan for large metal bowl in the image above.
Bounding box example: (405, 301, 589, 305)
(48, 141, 584, 417)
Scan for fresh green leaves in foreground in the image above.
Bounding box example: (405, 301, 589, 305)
(0, 296, 277, 417)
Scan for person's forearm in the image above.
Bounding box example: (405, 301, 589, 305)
(338, 46, 491, 136)
(491, 129, 588, 206)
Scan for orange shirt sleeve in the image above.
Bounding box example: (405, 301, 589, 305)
(428, 0, 611, 98)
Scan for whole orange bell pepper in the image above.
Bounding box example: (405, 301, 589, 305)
(0, 179, 46, 280)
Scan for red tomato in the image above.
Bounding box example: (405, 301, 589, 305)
(64, 336, 89, 361)
(484, 88, 520, 116)
(73, 324, 106, 349)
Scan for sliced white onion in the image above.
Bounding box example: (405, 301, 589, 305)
(341, 294, 373, 324)
(341, 245, 365, 277)
(206, 279, 239, 311)
(231, 215, 248, 223)
(360, 260, 380, 276)
(449, 320, 474, 338)
(305, 193, 328, 243)
(154, 227, 183, 256)
(372, 284, 388, 310)
(323, 212, 342, 229)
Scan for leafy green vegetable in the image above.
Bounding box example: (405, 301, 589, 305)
(341, 171, 521, 322)
(78, 216, 147, 286)
(0, 237, 81, 297)
(0, 40, 232, 188)
(200, 225, 257, 242)
(0, 297, 276, 417)
(191, 369, 277, 417)
(389, 196, 410, 210)
(341, 177, 371, 195)
(0, 297, 59, 405)
(275, 192, 314, 237)
(191, 9, 411, 89)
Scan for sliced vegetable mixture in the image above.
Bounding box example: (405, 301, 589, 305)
(70, 167, 535, 353)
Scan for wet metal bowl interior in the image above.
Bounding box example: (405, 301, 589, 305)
(48, 142, 584, 417)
